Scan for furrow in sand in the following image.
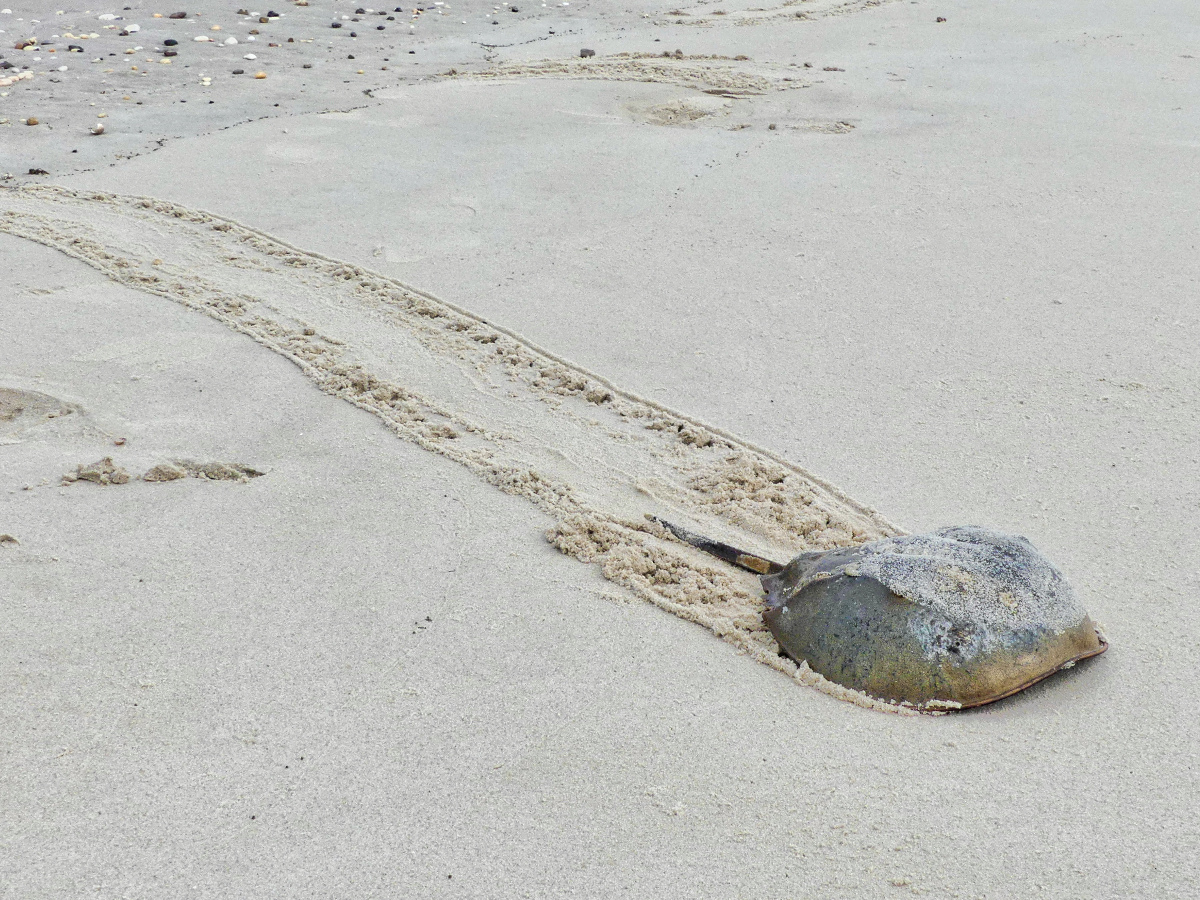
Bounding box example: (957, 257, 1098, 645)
(0, 184, 913, 713)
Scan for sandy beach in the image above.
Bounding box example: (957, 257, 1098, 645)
(3, 1, 1198, 897)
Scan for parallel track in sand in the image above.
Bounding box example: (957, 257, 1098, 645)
(1, 184, 915, 712)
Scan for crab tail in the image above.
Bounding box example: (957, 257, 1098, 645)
(646, 515, 785, 576)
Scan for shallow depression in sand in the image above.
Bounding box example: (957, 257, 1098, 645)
(0, 386, 76, 440)
(0, 185, 909, 711)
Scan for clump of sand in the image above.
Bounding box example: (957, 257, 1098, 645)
(63, 456, 130, 486)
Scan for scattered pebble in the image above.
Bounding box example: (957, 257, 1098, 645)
(244, 53, 256, 59)
(0, 534, 19, 548)
(90, 122, 104, 134)
(25, 116, 38, 125)
(254, 70, 266, 78)
(580, 47, 595, 58)
(232, 68, 244, 75)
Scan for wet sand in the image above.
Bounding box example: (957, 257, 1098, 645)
(3, 0, 1199, 897)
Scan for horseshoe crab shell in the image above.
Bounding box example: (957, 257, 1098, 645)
(653, 520, 1107, 709)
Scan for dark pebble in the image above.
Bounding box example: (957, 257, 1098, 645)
(163, 50, 177, 57)
(511, 5, 519, 10)
(302, 62, 312, 68)
(331, 22, 342, 28)
(348, 54, 355, 59)
(350, 31, 357, 37)
(238, 8, 249, 14)
(68, 44, 82, 52)
(233, 68, 244, 74)
(378, 25, 385, 29)
(259, 16, 269, 23)
(169, 11, 187, 19)
(0, 61, 11, 69)
(580, 48, 595, 58)
(356, 6, 366, 12)
(937, 16, 947, 23)
(164, 38, 178, 45)
(29, 168, 49, 175)
(267, 10, 279, 16)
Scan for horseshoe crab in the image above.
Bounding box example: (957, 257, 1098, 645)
(651, 519, 1108, 709)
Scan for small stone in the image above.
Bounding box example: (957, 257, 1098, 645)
(244, 53, 256, 59)
(163, 49, 177, 56)
(937, 16, 947, 23)
(350, 31, 357, 37)
(348, 53, 355, 59)
(579, 48, 594, 58)
(211, 25, 222, 32)
(287, 37, 294, 42)
(0, 534, 19, 548)
(237, 8, 249, 15)
(224, 36, 238, 44)
(768, 123, 776, 130)
(164, 38, 178, 45)
(232, 68, 244, 74)
(259, 16, 269, 23)
(254, 70, 266, 78)
(25, 116, 38, 125)
(90, 122, 104, 134)
(169, 11, 188, 19)
(356, 68, 364, 74)
(331, 22, 342, 28)
(267, 10, 279, 17)
(28, 167, 49, 175)
(302, 62, 312, 68)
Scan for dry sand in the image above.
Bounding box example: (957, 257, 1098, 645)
(3, 0, 1199, 897)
